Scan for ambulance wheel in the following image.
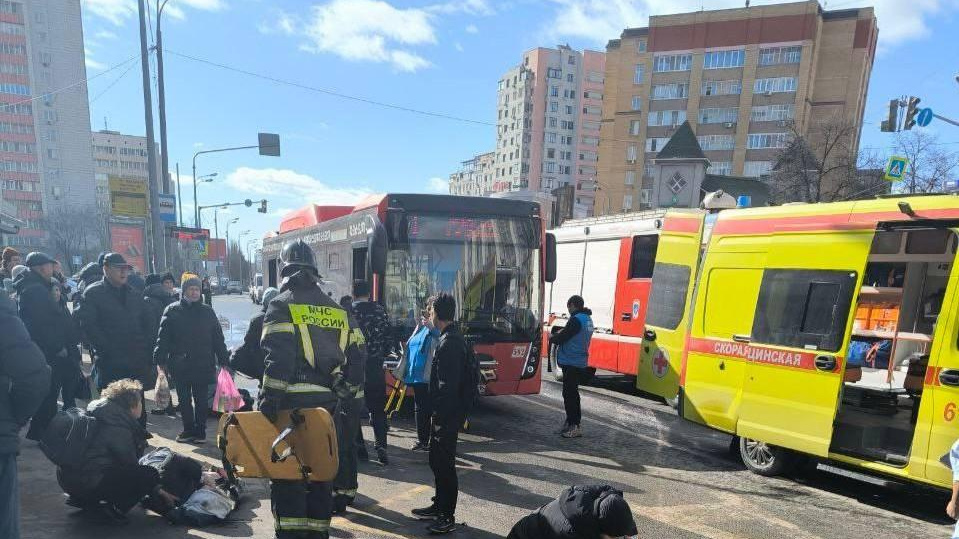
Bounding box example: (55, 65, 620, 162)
(739, 437, 797, 476)
(549, 356, 564, 382)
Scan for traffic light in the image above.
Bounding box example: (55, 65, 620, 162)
(904, 96, 921, 130)
(258, 200, 267, 213)
(881, 98, 899, 132)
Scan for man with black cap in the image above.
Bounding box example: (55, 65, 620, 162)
(259, 239, 367, 539)
(77, 253, 153, 426)
(15, 252, 79, 440)
(507, 485, 638, 539)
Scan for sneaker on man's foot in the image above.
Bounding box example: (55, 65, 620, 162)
(555, 421, 570, 434)
(411, 442, 430, 452)
(427, 514, 457, 534)
(561, 425, 582, 438)
(376, 447, 389, 465)
(192, 433, 207, 444)
(411, 504, 442, 520)
(175, 432, 195, 443)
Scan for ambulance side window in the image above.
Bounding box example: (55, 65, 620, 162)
(751, 269, 857, 352)
(629, 235, 659, 279)
(646, 262, 690, 329)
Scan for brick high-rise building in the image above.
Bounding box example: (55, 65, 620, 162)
(448, 151, 495, 197)
(0, 0, 96, 248)
(597, 1, 877, 213)
(494, 45, 605, 218)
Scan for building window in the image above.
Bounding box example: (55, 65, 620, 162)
(653, 54, 692, 72)
(634, 64, 644, 84)
(623, 194, 633, 211)
(550, 101, 558, 112)
(546, 132, 557, 143)
(587, 71, 604, 83)
(568, 55, 576, 65)
(549, 117, 557, 128)
(547, 148, 555, 159)
(759, 45, 802, 66)
(647, 109, 686, 127)
(0, 21, 25, 35)
(626, 145, 638, 163)
(744, 161, 773, 177)
(697, 135, 735, 151)
(566, 73, 574, 82)
(707, 162, 732, 176)
(652, 82, 689, 100)
(583, 105, 601, 116)
(582, 120, 600, 131)
(631, 96, 642, 111)
(702, 79, 742, 96)
(566, 105, 574, 115)
(582, 136, 599, 146)
(0, 1, 23, 15)
(637, 39, 647, 53)
(629, 235, 659, 278)
(646, 262, 691, 329)
(0, 83, 29, 96)
(750, 104, 795, 122)
(751, 269, 857, 352)
(698, 107, 738, 124)
(747, 132, 789, 149)
(545, 162, 556, 173)
(644, 162, 654, 177)
(547, 67, 561, 79)
(584, 90, 603, 100)
(703, 49, 745, 69)
(550, 85, 559, 97)
(625, 170, 636, 185)
(629, 120, 642, 136)
(754, 77, 797, 94)
(645, 137, 669, 152)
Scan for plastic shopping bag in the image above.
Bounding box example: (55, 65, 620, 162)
(213, 368, 244, 413)
(154, 368, 171, 410)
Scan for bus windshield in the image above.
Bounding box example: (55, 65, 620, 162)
(384, 214, 541, 343)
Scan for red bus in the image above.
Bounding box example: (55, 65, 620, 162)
(261, 194, 553, 396)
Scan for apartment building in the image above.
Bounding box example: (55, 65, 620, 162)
(449, 151, 495, 197)
(597, 1, 877, 213)
(494, 45, 605, 218)
(92, 130, 160, 215)
(0, 0, 96, 247)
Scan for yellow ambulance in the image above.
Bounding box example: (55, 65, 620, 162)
(646, 194, 959, 489)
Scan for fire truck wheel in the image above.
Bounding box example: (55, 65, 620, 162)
(739, 436, 798, 477)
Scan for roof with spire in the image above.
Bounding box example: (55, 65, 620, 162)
(655, 120, 707, 161)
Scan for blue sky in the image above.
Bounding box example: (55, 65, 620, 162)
(79, 0, 959, 246)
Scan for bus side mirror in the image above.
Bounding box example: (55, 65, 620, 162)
(369, 221, 388, 276)
(545, 233, 557, 283)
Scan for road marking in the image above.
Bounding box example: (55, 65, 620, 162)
(334, 516, 413, 538)
(371, 484, 432, 508)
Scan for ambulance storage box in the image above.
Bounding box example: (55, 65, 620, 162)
(217, 407, 339, 482)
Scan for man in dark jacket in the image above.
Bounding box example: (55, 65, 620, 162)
(77, 253, 153, 426)
(549, 295, 594, 439)
(412, 292, 468, 534)
(351, 279, 392, 465)
(57, 379, 177, 522)
(144, 274, 177, 416)
(153, 275, 229, 443)
(0, 292, 50, 539)
(507, 485, 638, 539)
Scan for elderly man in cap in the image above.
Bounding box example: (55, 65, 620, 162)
(77, 253, 153, 426)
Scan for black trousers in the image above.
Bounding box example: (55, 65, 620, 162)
(429, 418, 461, 517)
(27, 355, 81, 439)
(95, 361, 149, 428)
(175, 377, 210, 436)
(561, 365, 585, 427)
(91, 464, 160, 513)
(365, 381, 388, 449)
(334, 398, 362, 503)
(412, 383, 433, 446)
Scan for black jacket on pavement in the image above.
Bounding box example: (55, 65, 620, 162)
(430, 323, 467, 426)
(507, 485, 637, 539)
(57, 398, 150, 496)
(230, 311, 265, 381)
(153, 299, 229, 382)
(143, 283, 174, 347)
(77, 279, 153, 378)
(0, 293, 50, 455)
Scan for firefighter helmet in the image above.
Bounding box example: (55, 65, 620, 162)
(279, 239, 318, 278)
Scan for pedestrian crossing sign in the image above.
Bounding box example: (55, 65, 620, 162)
(884, 156, 909, 182)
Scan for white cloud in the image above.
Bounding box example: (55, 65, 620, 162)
(454, 42, 464, 52)
(544, 0, 954, 48)
(428, 177, 449, 193)
(270, 207, 295, 219)
(427, 0, 494, 16)
(225, 167, 373, 206)
(296, 0, 436, 72)
(465, 24, 479, 34)
(95, 30, 118, 40)
(84, 48, 106, 71)
(83, 0, 224, 25)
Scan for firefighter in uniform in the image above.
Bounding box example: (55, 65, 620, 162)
(259, 240, 366, 539)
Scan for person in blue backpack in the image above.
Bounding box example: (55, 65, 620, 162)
(549, 295, 594, 439)
(403, 299, 437, 452)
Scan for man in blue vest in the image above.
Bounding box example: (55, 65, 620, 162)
(549, 295, 593, 439)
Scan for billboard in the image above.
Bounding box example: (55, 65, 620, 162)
(109, 222, 146, 273)
(109, 176, 148, 218)
(158, 193, 176, 223)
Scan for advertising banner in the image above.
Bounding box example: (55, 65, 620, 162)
(158, 193, 176, 223)
(109, 222, 146, 273)
(109, 176, 148, 218)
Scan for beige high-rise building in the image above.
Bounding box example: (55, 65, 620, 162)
(596, 1, 877, 213)
(92, 130, 160, 215)
(449, 151, 496, 197)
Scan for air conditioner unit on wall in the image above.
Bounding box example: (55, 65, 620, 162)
(723, 122, 735, 129)
(765, 90, 773, 96)
(777, 120, 788, 127)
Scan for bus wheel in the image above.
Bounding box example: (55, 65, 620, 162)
(739, 437, 796, 476)
(549, 355, 564, 382)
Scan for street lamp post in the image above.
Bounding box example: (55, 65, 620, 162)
(156, 0, 172, 196)
(188, 173, 217, 229)
(192, 134, 281, 229)
(238, 231, 251, 284)
(224, 217, 239, 279)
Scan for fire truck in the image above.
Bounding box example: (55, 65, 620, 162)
(543, 211, 667, 387)
(261, 193, 554, 396)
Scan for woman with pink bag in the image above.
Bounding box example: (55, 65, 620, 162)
(153, 276, 230, 444)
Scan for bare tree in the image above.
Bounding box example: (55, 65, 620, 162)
(40, 206, 104, 272)
(769, 118, 866, 203)
(893, 130, 959, 194)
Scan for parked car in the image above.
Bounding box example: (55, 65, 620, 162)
(250, 273, 264, 303)
(227, 280, 243, 294)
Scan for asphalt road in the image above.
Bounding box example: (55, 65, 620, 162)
(17, 295, 955, 538)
